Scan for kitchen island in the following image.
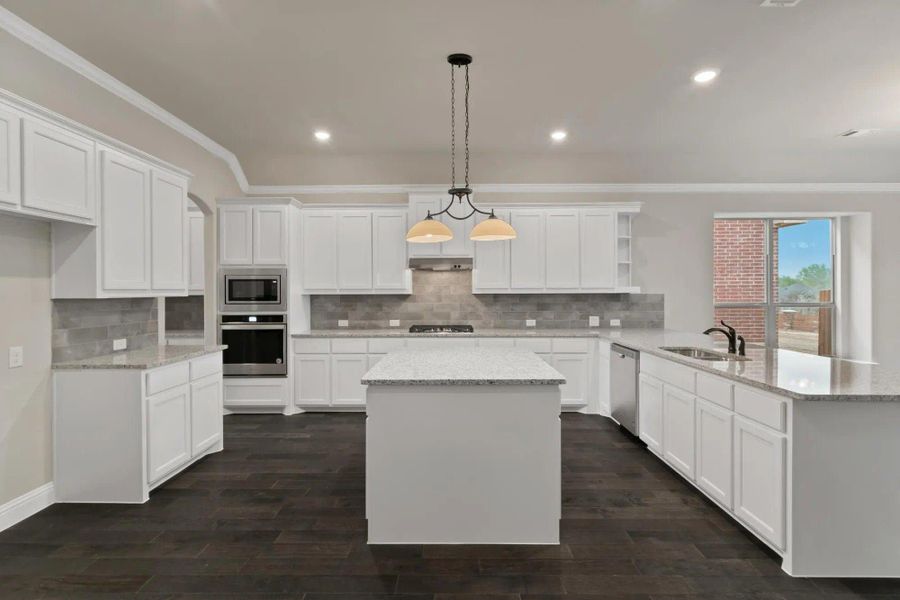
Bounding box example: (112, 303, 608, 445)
(362, 348, 565, 544)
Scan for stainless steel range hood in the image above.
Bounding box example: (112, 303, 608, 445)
(408, 257, 473, 271)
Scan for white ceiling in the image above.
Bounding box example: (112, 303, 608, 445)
(3, 0, 900, 184)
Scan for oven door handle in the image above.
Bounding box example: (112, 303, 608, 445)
(220, 324, 287, 330)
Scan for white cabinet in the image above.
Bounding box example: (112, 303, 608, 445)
(100, 150, 151, 291)
(734, 415, 786, 550)
(188, 210, 205, 293)
(294, 354, 331, 407)
(372, 211, 409, 290)
(331, 354, 368, 406)
(190, 374, 223, 456)
(545, 209, 580, 290)
(510, 210, 545, 290)
(146, 384, 191, 484)
(408, 193, 474, 258)
(552, 353, 590, 408)
(218, 206, 253, 265)
(696, 398, 733, 509)
(472, 209, 509, 290)
(662, 384, 696, 479)
(302, 211, 339, 290)
(150, 170, 188, 292)
(22, 117, 95, 222)
(337, 212, 373, 289)
(220, 204, 288, 267)
(253, 205, 289, 265)
(638, 373, 663, 455)
(0, 104, 21, 207)
(580, 208, 616, 289)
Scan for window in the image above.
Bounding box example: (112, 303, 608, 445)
(713, 218, 835, 356)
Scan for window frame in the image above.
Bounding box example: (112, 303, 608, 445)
(713, 217, 837, 354)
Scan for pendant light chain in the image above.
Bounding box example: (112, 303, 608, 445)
(464, 63, 470, 189)
(450, 63, 456, 191)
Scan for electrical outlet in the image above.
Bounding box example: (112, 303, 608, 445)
(338, 320, 349, 328)
(588, 316, 600, 327)
(609, 318, 622, 328)
(526, 319, 536, 328)
(8, 346, 23, 368)
(389, 320, 400, 327)
(113, 338, 127, 351)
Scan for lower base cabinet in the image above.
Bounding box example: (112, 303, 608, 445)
(190, 374, 225, 454)
(147, 384, 192, 484)
(638, 373, 663, 454)
(695, 397, 734, 509)
(733, 415, 786, 550)
(552, 353, 590, 409)
(331, 354, 368, 407)
(662, 385, 696, 479)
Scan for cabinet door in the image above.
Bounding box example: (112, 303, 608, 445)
(696, 398, 733, 509)
(638, 373, 663, 454)
(331, 354, 368, 407)
(372, 211, 408, 290)
(580, 209, 616, 289)
(101, 150, 150, 291)
(337, 212, 373, 290)
(509, 210, 545, 290)
(733, 416, 786, 549)
(302, 212, 338, 290)
(253, 206, 288, 265)
(22, 118, 95, 221)
(218, 206, 253, 265)
(407, 196, 440, 257)
(294, 354, 331, 406)
(545, 209, 580, 290)
(147, 384, 191, 484)
(188, 212, 205, 292)
(439, 197, 474, 257)
(663, 384, 696, 479)
(150, 171, 187, 292)
(552, 353, 590, 408)
(473, 209, 510, 290)
(0, 104, 21, 207)
(190, 374, 222, 456)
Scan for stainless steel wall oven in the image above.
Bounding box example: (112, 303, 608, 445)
(219, 314, 287, 376)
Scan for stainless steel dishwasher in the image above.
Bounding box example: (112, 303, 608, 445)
(610, 344, 640, 436)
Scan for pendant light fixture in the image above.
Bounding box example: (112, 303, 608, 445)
(406, 54, 516, 243)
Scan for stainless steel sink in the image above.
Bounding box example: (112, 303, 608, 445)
(659, 346, 749, 361)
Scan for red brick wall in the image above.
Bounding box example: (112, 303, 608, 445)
(713, 219, 766, 342)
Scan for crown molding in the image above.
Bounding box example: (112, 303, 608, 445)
(0, 5, 249, 192)
(247, 182, 900, 195)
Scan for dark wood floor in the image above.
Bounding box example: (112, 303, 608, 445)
(1, 413, 898, 599)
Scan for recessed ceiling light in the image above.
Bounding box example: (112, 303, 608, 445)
(314, 130, 331, 141)
(692, 69, 719, 84)
(550, 130, 567, 142)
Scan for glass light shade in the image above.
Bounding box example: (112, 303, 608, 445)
(470, 216, 517, 241)
(406, 218, 454, 243)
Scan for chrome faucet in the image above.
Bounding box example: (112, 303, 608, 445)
(703, 320, 745, 355)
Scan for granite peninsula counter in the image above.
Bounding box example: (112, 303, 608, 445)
(363, 347, 564, 544)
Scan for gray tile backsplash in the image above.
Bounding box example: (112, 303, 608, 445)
(165, 295, 204, 332)
(52, 298, 158, 362)
(310, 270, 664, 330)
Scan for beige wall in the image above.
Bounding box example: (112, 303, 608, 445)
(0, 32, 240, 506)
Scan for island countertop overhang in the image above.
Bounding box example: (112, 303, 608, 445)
(361, 348, 566, 386)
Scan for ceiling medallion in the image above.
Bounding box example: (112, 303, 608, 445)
(406, 54, 517, 243)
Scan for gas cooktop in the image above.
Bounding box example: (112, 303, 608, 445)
(408, 324, 475, 334)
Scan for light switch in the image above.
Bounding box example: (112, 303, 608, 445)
(389, 320, 400, 327)
(113, 338, 127, 351)
(8, 346, 23, 368)
(609, 318, 622, 327)
(588, 316, 600, 327)
(526, 319, 536, 327)
(338, 320, 349, 328)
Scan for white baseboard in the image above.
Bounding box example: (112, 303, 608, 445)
(0, 482, 55, 532)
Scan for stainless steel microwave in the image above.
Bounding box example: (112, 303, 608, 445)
(218, 268, 287, 313)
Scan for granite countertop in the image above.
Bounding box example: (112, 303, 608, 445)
(362, 348, 566, 386)
(294, 328, 623, 338)
(165, 329, 205, 339)
(53, 345, 227, 370)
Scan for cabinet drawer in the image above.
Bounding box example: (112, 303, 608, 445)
(293, 338, 331, 354)
(696, 372, 734, 410)
(368, 338, 407, 353)
(734, 386, 786, 432)
(477, 338, 516, 348)
(190, 352, 222, 381)
(515, 338, 552, 353)
(331, 338, 368, 354)
(146, 361, 190, 396)
(224, 379, 287, 407)
(553, 338, 591, 353)
(641, 354, 696, 393)
(406, 337, 477, 350)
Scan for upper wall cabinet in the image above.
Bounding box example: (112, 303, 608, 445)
(100, 149, 151, 292)
(472, 204, 639, 294)
(0, 104, 21, 208)
(187, 206, 205, 294)
(150, 170, 189, 292)
(408, 193, 474, 258)
(301, 208, 411, 295)
(219, 204, 288, 266)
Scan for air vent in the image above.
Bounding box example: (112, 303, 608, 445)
(838, 129, 877, 138)
(760, 0, 803, 6)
